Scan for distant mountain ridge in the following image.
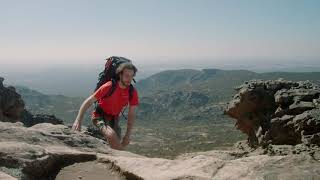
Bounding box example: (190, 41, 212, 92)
(135, 69, 320, 120)
(136, 69, 320, 96)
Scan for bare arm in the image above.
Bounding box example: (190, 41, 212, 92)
(125, 105, 137, 136)
(121, 105, 137, 147)
(72, 95, 97, 131)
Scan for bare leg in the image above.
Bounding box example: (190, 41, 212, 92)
(101, 125, 123, 150)
(92, 118, 123, 150)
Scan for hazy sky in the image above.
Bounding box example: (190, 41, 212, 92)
(1, 0, 320, 69)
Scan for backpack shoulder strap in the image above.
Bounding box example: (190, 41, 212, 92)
(94, 79, 116, 117)
(102, 78, 117, 99)
(129, 84, 134, 101)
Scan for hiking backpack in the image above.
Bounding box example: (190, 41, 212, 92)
(94, 56, 135, 118)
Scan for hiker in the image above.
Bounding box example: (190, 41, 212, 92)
(72, 57, 139, 150)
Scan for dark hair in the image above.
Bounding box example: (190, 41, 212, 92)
(116, 63, 138, 76)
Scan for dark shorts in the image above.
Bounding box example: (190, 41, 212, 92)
(92, 117, 121, 139)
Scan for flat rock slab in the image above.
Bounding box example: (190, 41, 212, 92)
(0, 171, 17, 180)
(56, 161, 125, 180)
(97, 152, 320, 180)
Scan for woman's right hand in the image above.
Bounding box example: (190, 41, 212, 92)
(72, 119, 81, 131)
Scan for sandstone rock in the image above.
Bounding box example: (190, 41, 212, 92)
(0, 78, 25, 122)
(97, 151, 320, 180)
(0, 78, 63, 127)
(0, 116, 319, 179)
(0, 171, 17, 180)
(211, 154, 320, 180)
(21, 112, 63, 127)
(0, 121, 142, 179)
(225, 79, 320, 148)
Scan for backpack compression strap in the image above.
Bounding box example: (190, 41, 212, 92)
(103, 78, 117, 99)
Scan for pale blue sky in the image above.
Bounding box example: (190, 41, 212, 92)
(1, 0, 320, 68)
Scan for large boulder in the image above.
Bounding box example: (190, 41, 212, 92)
(21, 111, 63, 127)
(0, 121, 141, 179)
(225, 79, 320, 149)
(0, 77, 25, 123)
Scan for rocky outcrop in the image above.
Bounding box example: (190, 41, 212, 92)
(225, 79, 320, 150)
(0, 121, 142, 179)
(0, 121, 319, 180)
(98, 150, 320, 180)
(0, 77, 63, 127)
(21, 110, 63, 127)
(0, 77, 25, 123)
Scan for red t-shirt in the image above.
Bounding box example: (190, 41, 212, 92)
(91, 81, 139, 119)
